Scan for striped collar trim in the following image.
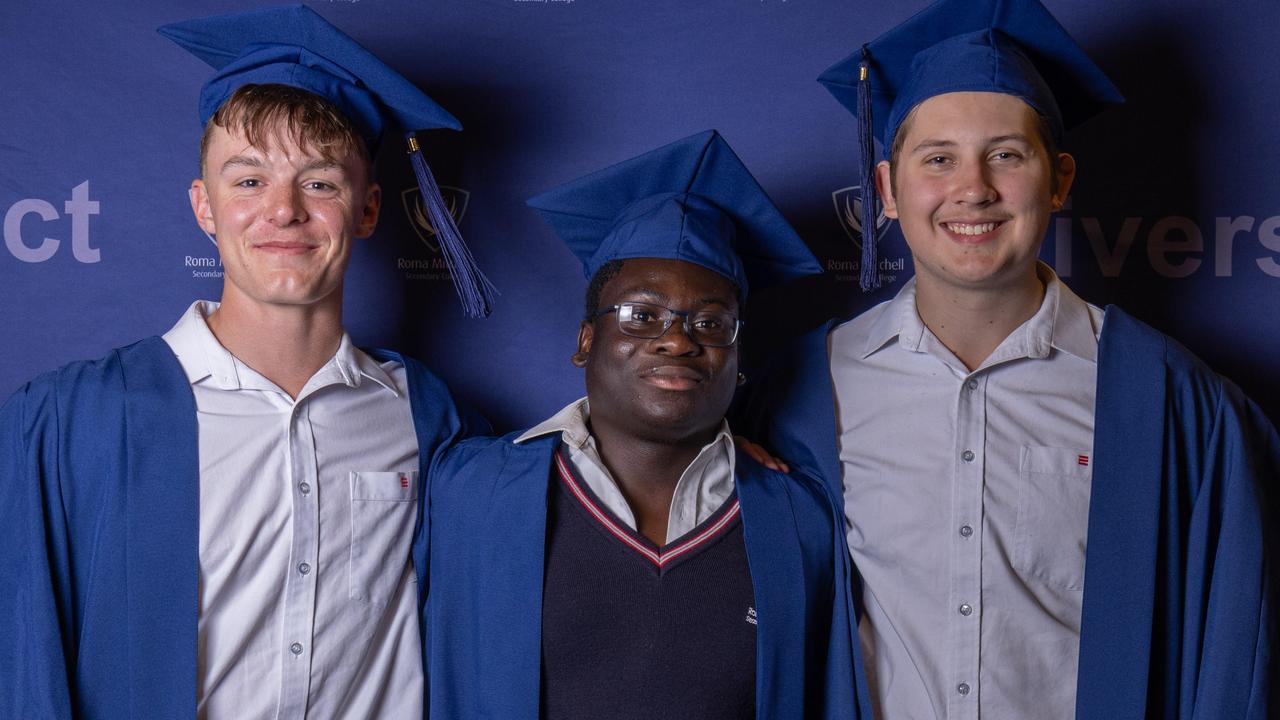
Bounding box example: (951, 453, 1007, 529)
(553, 451, 740, 570)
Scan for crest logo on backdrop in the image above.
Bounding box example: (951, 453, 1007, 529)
(396, 185, 471, 281)
(401, 186, 470, 253)
(830, 185, 904, 286)
(832, 185, 891, 249)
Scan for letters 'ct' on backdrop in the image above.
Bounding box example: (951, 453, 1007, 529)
(3, 0, 1278, 431)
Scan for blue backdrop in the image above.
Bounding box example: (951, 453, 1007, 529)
(2, 0, 1277, 432)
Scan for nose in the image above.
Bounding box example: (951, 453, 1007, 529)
(651, 315, 701, 356)
(267, 182, 307, 226)
(952, 161, 997, 206)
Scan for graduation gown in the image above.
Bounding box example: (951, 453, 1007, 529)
(738, 306, 1279, 720)
(423, 432, 869, 720)
(0, 336, 481, 719)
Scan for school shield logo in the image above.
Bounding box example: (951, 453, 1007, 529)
(832, 185, 890, 249)
(401, 186, 470, 253)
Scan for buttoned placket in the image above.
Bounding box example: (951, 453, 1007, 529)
(948, 369, 985, 720)
(276, 396, 321, 719)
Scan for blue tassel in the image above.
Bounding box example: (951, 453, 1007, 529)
(407, 134, 497, 318)
(857, 45, 881, 292)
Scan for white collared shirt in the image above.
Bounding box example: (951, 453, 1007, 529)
(829, 265, 1102, 720)
(517, 397, 736, 544)
(163, 301, 423, 720)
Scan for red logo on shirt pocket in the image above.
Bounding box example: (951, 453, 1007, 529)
(399, 473, 409, 488)
(1077, 455, 1089, 467)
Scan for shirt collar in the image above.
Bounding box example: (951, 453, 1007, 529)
(1039, 264, 1099, 363)
(162, 300, 234, 386)
(516, 397, 594, 446)
(161, 300, 400, 396)
(858, 262, 1098, 364)
(515, 396, 735, 449)
(859, 278, 925, 359)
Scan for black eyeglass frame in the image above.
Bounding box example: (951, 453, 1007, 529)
(593, 302, 743, 347)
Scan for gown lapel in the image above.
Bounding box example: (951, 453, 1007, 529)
(472, 439, 552, 720)
(119, 338, 200, 717)
(1075, 307, 1165, 720)
(736, 456, 813, 718)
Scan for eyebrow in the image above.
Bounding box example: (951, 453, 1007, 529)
(910, 134, 1033, 154)
(618, 289, 735, 309)
(986, 134, 1033, 146)
(299, 158, 344, 173)
(220, 155, 265, 173)
(909, 139, 957, 154)
(618, 289, 669, 305)
(218, 156, 345, 174)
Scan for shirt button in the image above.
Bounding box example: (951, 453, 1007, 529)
(966, 379, 979, 391)
(299, 482, 311, 495)
(289, 642, 303, 655)
(959, 524, 973, 538)
(298, 562, 311, 575)
(959, 603, 973, 616)
(957, 682, 971, 696)
(961, 450, 975, 462)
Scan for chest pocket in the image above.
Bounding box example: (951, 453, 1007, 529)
(350, 470, 419, 606)
(1012, 446, 1092, 591)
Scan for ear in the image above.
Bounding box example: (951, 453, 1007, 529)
(572, 321, 593, 367)
(189, 179, 216, 235)
(875, 160, 899, 219)
(356, 181, 381, 238)
(732, 337, 743, 384)
(1050, 152, 1077, 212)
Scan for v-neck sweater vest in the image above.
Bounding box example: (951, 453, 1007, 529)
(540, 451, 757, 720)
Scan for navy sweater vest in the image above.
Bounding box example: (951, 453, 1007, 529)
(540, 452, 757, 720)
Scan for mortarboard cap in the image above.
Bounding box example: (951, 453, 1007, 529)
(159, 4, 495, 317)
(817, 0, 1124, 291)
(527, 130, 821, 302)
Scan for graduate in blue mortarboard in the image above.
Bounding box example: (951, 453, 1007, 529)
(0, 6, 495, 718)
(738, 0, 1280, 718)
(424, 130, 861, 720)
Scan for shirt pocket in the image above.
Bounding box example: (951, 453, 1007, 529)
(349, 470, 418, 606)
(1011, 446, 1092, 591)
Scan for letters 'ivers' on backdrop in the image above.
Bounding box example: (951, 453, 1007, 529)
(2, 0, 1277, 430)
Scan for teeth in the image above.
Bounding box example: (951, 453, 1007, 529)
(947, 222, 997, 235)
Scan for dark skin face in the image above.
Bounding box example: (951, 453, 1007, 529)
(573, 258, 742, 545)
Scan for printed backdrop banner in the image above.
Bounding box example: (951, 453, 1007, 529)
(2, 0, 1277, 432)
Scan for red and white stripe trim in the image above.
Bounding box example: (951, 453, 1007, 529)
(554, 452, 740, 569)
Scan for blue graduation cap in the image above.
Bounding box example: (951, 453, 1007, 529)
(526, 130, 821, 303)
(159, 4, 496, 317)
(818, 0, 1124, 291)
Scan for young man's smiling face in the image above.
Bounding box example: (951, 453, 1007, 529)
(877, 91, 1075, 296)
(190, 120, 381, 312)
(576, 258, 741, 446)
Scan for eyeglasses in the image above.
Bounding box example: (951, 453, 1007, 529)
(595, 302, 742, 347)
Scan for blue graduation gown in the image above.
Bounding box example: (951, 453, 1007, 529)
(423, 432, 870, 720)
(0, 336, 481, 719)
(738, 306, 1279, 719)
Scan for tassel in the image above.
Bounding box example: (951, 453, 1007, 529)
(407, 134, 497, 318)
(856, 46, 881, 292)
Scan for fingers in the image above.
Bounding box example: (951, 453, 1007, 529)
(734, 436, 791, 474)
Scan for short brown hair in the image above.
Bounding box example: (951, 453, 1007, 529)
(199, 83, 372, 179)
(887, 103, 1060, 194)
